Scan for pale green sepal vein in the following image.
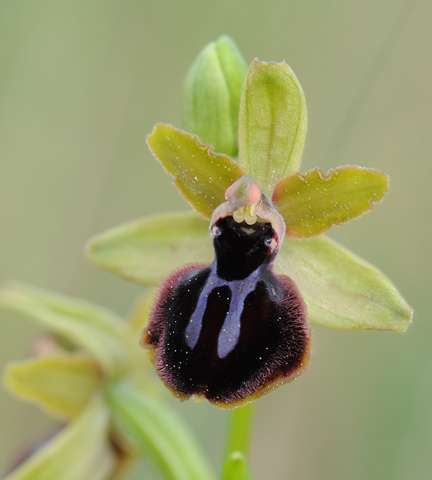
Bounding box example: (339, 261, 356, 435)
(107, 380, 217, 480)
(272, 166, 389, 238)
(147, 124, 245, 219)
(4, 353, 100, 421)
(276, 235, 413, 331)
(0, 284, 132, 377)
(4, 397, 116, 480)
(87, 212, 213, 286)
(238, 59, 307, 196)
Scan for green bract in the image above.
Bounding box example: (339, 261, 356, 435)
(88, 57, 412, 333)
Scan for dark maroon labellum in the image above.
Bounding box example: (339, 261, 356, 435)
(142, 211, 311, 409)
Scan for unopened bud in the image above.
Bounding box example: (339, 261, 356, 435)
(183, 35, 247, 157)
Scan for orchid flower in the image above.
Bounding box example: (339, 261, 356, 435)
(87, 36, 412, 409)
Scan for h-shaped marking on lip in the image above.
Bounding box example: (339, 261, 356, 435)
(184, 263, 263, 358)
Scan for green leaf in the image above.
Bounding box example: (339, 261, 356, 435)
(221, 452, 253, 480)
(276, 235, 413, 331)
(272, 166, 389, 238)
(0, 284, 133, 376)
(238, 59, 307, 196)
(183, 35, 248, 157)
(107, 380, 217, 480)
(87, 212, 213, 286)
(4, 353, 100, 420)
(4, 397, 116, 480)
(147, 124, 245, 219)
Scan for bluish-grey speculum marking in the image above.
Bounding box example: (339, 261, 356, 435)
(185, 263, 264, 358)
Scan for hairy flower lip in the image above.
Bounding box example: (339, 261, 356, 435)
(142, 207, 311, 408)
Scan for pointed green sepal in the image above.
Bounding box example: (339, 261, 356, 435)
(276, 235, 413, 331)
(4, 354, 100, 420)
(222, 452, 253, 480)
(238, 59, 307, 196)
(0, 284, 133, 376)
(272, 166, 389, 238)
(107, 380, 217, 480)
(183, 35, 248, 157)
(87, 212, 213, 286)
(4, 397, 116, 480)
(147, 124, 245, 219)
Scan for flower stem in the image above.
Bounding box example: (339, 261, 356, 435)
(221, 403, 255, 479)
(225, 403, 255, 456)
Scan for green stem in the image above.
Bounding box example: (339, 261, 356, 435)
(225, 402, 255, 456)
(221, 403, 255, 479)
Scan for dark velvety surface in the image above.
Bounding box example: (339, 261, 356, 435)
(144, 216, 310, 407)
(214, 217, 276, 281)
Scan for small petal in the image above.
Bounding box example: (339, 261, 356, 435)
(147, 124, 245, 219)
(4, 353, 100, 420)
(276, 235, 413, 331)
(272, 166, 389, 238)
(0, 284, 133, 376)
(238, 59, 307, 196)
(87, 212, 213, 286)
(4, 397, 116, 480)
(108, 380, 217, 480)
(183, 35, 248, 157)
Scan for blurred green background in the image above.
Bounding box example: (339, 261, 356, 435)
(0, 0, 430, 479)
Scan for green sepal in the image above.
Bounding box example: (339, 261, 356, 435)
(4, 397, 116, 480)
(147, 124, 245, 219)
(272, 166, 389, 238)
(87, 212, 213, 286)
(86, 210, 412, 331)
(221, 452, 253, 480)
(276, 235, 413, 331)
(107, 380, 217, 480)
(183, 35, 248, 157)
(0, 284, 133, 377)
(238, 59, 307, 196)
(3, 353, 100, 421)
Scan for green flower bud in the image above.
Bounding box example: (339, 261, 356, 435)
(183, 35, 248, 157)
